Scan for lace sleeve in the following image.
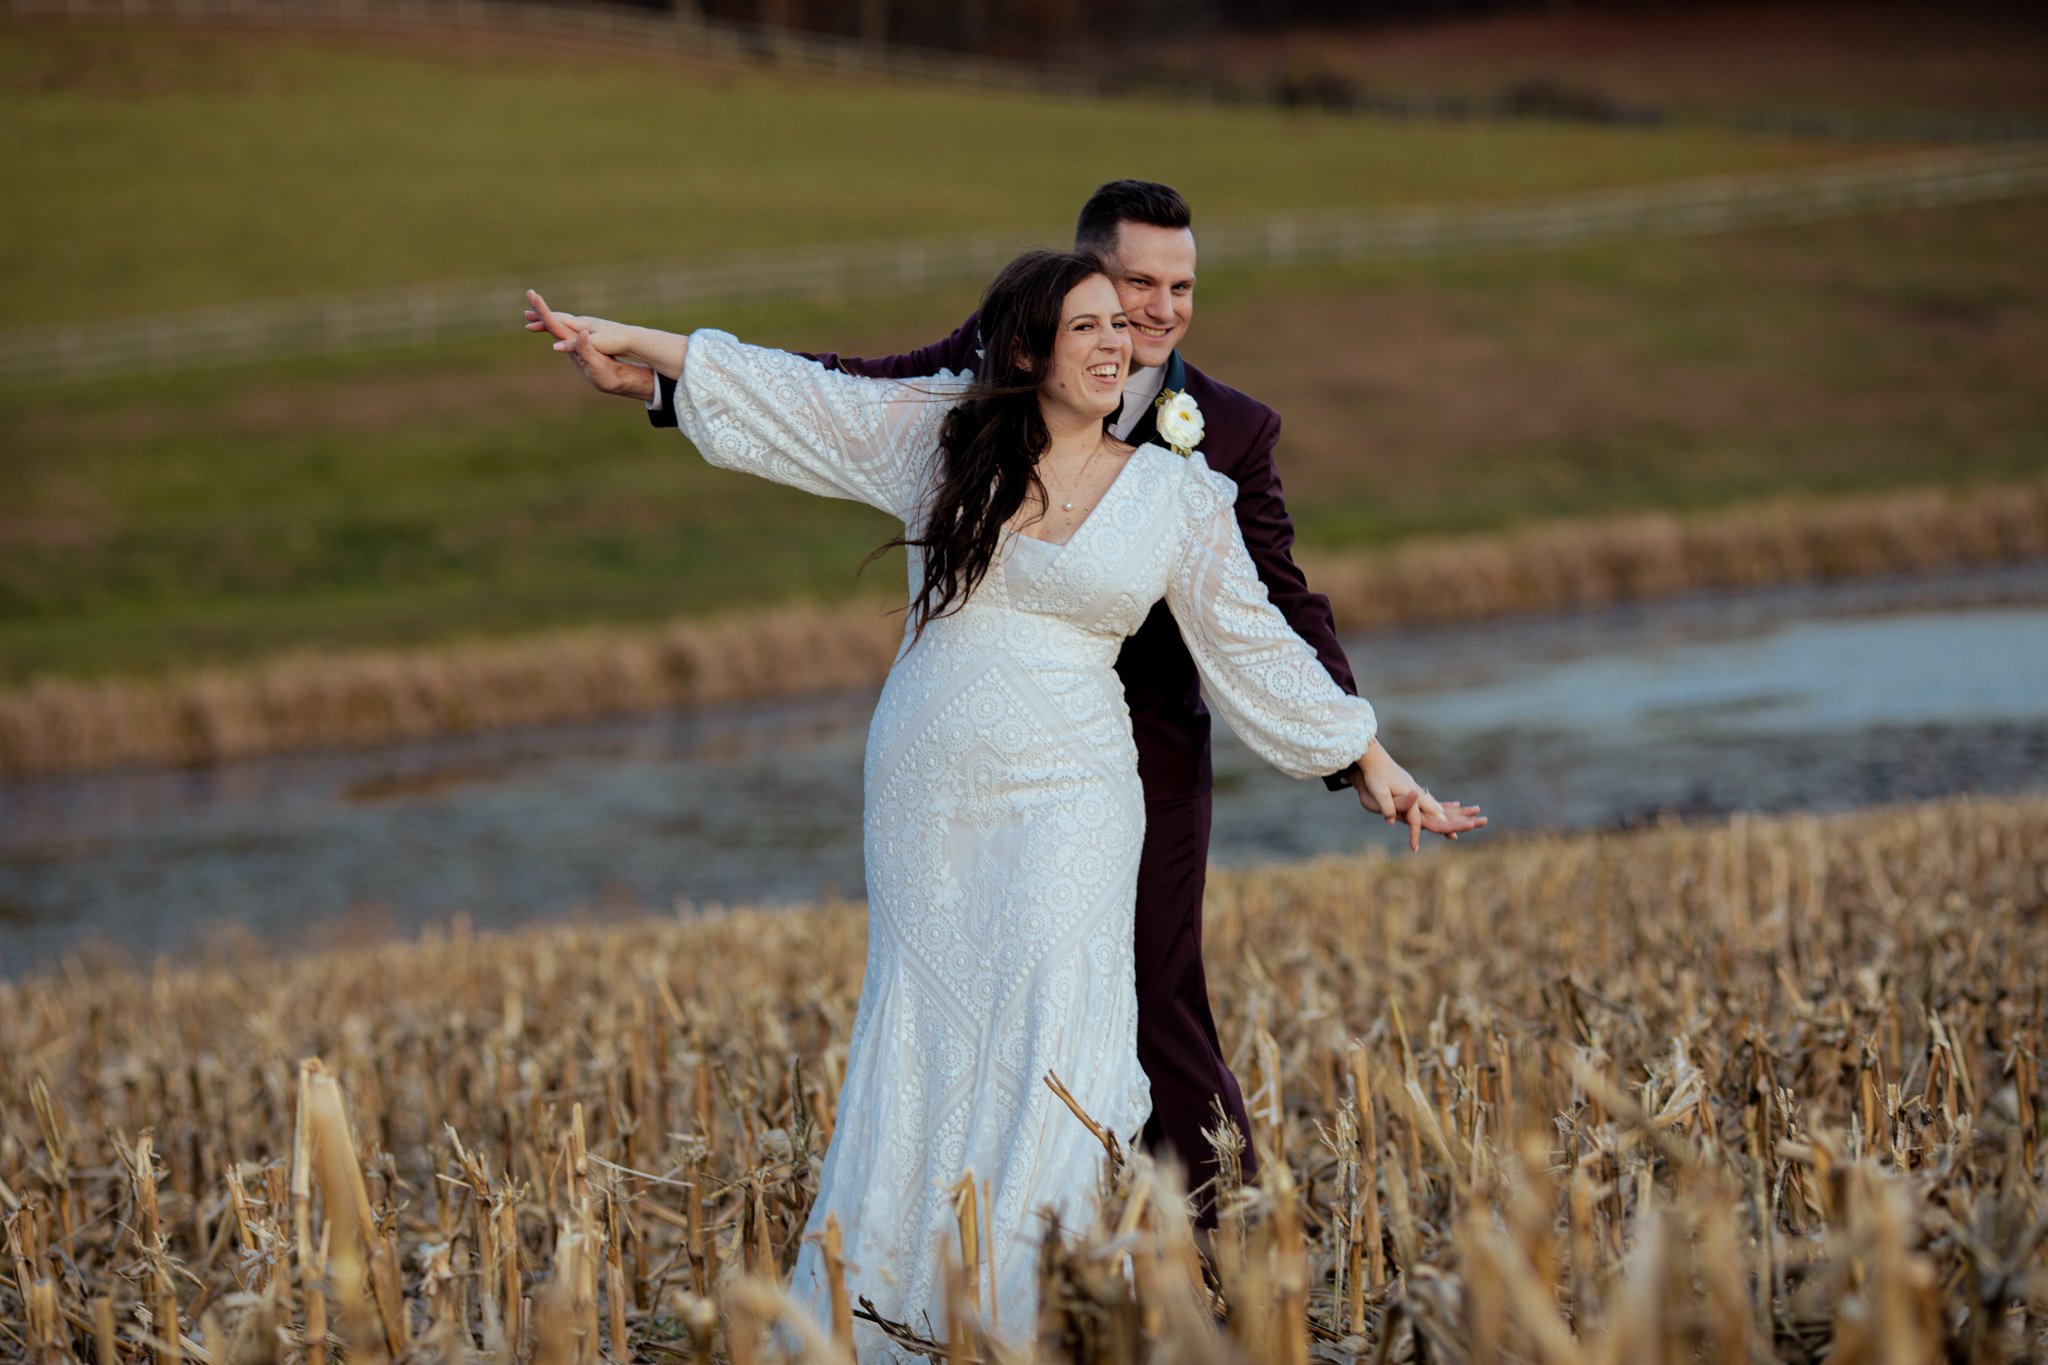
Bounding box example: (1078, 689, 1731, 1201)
(674, 329, 968, 522)
(1164, 456, 1378, 780)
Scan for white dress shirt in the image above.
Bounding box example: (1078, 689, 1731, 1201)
(1110, 360, 1167, 443)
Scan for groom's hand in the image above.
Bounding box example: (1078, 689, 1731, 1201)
(524, 289, 657, 401)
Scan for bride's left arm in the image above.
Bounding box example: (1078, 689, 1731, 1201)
(1163, 460, 1483, 850)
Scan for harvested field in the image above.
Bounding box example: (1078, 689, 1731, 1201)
(0, 794, 2043, 1360)
(5, 478, 2044, 778)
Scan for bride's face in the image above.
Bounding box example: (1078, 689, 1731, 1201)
(1038, 274, 1130, 424)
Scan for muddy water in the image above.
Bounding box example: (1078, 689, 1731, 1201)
(4, 563, 2046, 974)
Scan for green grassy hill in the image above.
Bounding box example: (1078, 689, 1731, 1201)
(6, 24, 1906, 322)
(5, 21, 2044, 686)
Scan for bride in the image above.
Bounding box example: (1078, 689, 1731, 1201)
(525, 249, 1478, 1354)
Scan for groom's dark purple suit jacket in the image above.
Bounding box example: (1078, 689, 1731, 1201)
(654, 315, 1358, 798)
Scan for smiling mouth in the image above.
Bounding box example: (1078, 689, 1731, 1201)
(1131, 323, 1172, 338)
(1087, 364, 1120, 380)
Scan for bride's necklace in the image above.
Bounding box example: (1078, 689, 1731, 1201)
(1046, 438, 1109, 515)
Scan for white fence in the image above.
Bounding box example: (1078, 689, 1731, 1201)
(1194, 143, 2048, 265)
(8, 143, 2047, 385)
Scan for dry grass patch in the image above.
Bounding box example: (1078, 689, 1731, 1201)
(0, 794, 2043, 1359)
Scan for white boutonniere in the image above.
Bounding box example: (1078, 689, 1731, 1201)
(1154, 389, 1205, 457)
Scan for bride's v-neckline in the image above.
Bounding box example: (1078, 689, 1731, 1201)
(1006, 443, 1158, 551)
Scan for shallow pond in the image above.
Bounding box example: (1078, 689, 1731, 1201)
(4, 563, 2046, 974)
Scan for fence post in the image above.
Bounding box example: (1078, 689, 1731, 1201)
(1266, 215, 1296, 265)
(408, 289, 431, 346)
(895, 242, 925, 292)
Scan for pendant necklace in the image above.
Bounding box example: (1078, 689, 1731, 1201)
(1055, 439, 1108, 515)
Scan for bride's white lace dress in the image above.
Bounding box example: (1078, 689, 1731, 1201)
(674, 331, 1378, 1354)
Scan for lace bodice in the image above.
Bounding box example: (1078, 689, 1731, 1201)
(677, 329, 1378, 775)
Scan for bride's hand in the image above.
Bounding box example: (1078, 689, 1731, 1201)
(1348, 739, 1485, 852)
(522, 289, 659, 400)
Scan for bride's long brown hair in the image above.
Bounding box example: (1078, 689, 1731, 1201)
(878, 248, 1108, 640)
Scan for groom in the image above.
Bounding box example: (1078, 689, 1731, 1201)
(553, 180, 1460, 1220)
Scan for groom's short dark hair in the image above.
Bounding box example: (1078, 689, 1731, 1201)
(1075, 180, 1193, 251)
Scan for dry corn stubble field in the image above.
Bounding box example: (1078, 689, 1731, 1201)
(2, 794, 2045, 1362)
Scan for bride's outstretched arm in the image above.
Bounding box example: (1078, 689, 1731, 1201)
(1165, 459, 1484, 851)
(526, 289, 966, 521)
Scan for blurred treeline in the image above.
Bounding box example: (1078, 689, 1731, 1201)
(662, 0, 2024, 64)
(673, 0, 1665, 62)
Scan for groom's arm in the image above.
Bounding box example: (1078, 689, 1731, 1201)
(646, 312, 981, 427)
(804, 311, 982, 381)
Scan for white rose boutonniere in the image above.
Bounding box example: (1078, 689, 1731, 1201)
(1154, 390, 1205, 457)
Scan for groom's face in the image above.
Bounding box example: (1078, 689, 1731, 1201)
(1101, 223, 1196, 370)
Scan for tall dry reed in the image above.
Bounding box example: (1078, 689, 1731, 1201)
(4, 479, 2045, 778)
(1301, 478, 2048, 629)
(0, 794, 2043, 1361)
